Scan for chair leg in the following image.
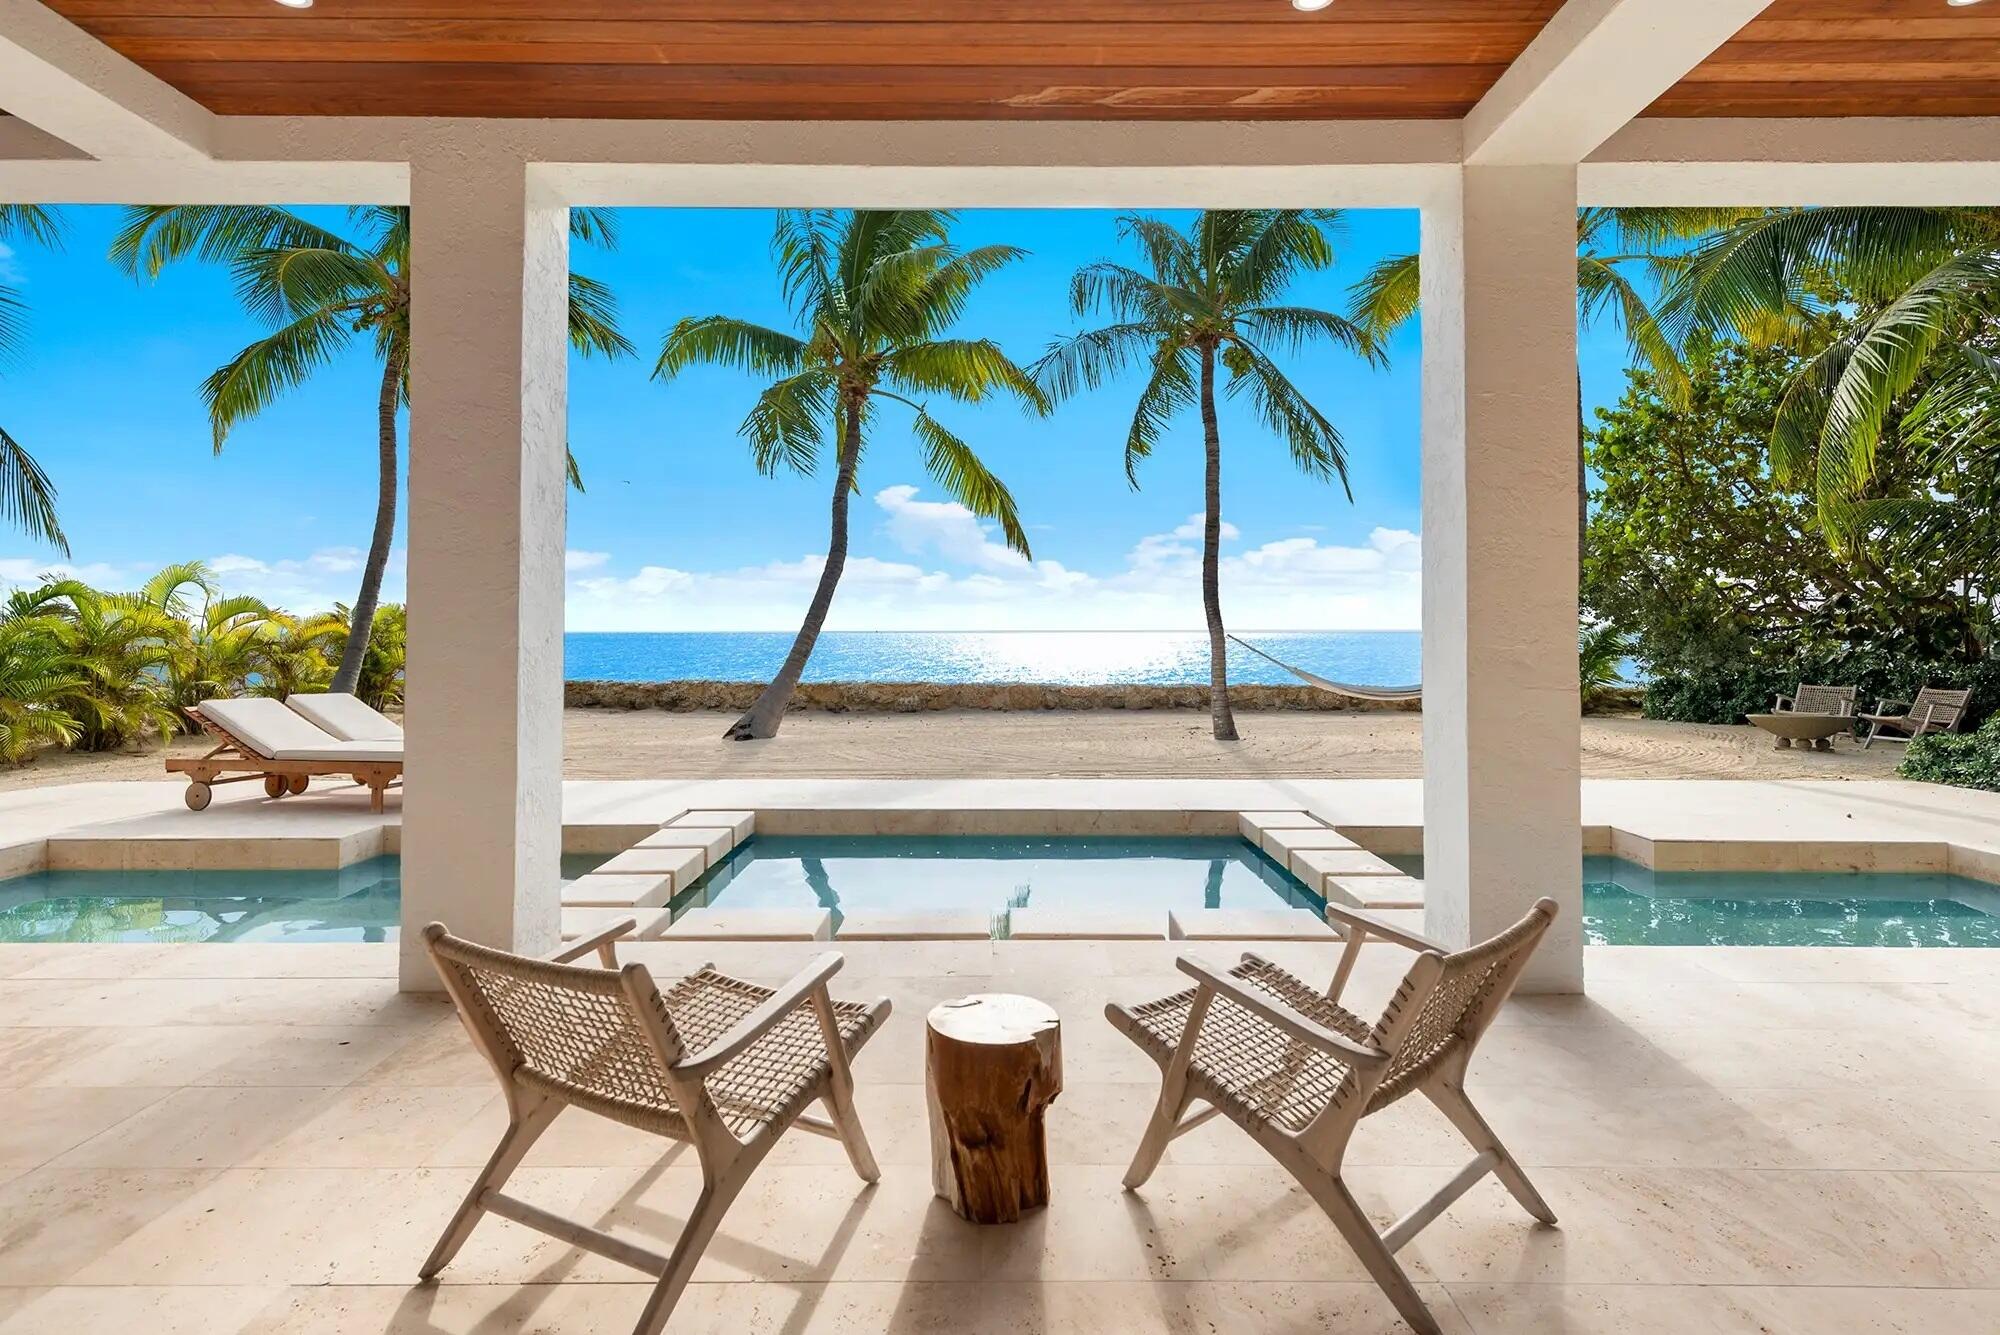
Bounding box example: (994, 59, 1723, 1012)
(821, 1073, 881, 1184)
(1122, 1086, 1188, 1190)
(630, 1175, 746, 1335)
(1424, 1082, 1556, 1225)
(421, 1096, 561, 1279)
(1303, 1172, 1444, 1335)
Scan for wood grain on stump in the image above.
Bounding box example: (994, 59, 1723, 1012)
(925, 993, 1063, 1224)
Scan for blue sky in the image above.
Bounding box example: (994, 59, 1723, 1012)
(1, 206, 1639, 631)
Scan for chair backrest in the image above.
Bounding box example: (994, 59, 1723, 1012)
(197, 696, 341, 758)
(1364, 899, 1558, 1112)
(1793, 684, 1856, 716)
(423, 923, 690, 1134)
(1914, 686, 1973, 731)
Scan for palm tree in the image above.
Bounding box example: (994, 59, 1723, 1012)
(0, 205, 69, 554)
(1034, 210, 1376, 741)
(1347, 207, 1763, 553)
(0, 599, 84, 764)
(1661, 207, 2000, 541)
(656, 208, 1048, 740)
(109, 205, 633, 695)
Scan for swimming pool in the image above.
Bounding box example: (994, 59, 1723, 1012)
(678, 835, 1319, 936)
(2, 839, 1995, 946)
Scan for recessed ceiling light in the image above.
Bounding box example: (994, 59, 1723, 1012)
(1947, 0, 1988, 7)
(1291, 0, 1334, 10)
(275, 0, 313, 8)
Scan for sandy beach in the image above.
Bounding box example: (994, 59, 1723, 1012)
(0, 709, 1906, 790)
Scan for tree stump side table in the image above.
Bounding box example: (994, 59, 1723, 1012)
(925, 993, 1063, 1224)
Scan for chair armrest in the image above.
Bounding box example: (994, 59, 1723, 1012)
(674, 952, 845, 1079)
(1176, 954, 1388, 1071)
(1323, 900, 1448, 955)
(1873, 698, 1911, 716)
(1773, 693, 1794, 712)
(546, 918, 636, 966)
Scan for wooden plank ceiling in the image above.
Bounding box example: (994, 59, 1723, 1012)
(1652, 0, 2000, 118)
(41, 0, 1565, 120)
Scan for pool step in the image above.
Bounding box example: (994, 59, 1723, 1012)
(1007, 908, 1164, 939)
(561, 906, 672, 944)
(1324, 874, 1426, 912)
(667, 809, 756, 848)
(561, 872, 674, 909)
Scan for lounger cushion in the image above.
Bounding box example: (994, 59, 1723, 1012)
(199, 698, 403, 763)
(275, 741, 404, 763)
(286, 692, 403, 742)
(199, 697, 343, 758)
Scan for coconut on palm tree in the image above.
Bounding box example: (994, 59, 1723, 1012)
(0, 205, 70, 554)
(656, 208, 1049, 741)
(109, 205, 633, 695)
(1035, 210, 1376, 741)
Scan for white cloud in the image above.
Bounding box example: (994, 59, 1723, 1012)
(565, 549, 611, 572)
(0, 241, 19, 285)
(563, 486, 1418, 633)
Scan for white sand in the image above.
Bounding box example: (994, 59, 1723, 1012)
(0, 709, 1902, 790)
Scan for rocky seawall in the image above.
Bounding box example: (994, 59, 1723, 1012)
(565, 679, 1421, 713)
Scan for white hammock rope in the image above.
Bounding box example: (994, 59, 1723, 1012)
(1227, 634, 1423, 703)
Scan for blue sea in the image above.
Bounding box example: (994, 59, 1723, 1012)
(563, 630, 1421, 687)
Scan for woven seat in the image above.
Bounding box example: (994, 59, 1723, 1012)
(1859, 685, 1972, 749)
(421, 923, 890, 1335)
(1108, 899, 1559, 1335)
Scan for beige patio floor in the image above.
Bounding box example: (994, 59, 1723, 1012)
(2, 938, 1996, 1333)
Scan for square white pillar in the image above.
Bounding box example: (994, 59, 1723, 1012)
(1420, 165, 1584, 992)
(399, 151, 569, 989)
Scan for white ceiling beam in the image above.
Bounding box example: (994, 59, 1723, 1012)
(1585, 117, 2000, 205)
(0, 0, 212, 159)
(1464, 0, 1773, 166)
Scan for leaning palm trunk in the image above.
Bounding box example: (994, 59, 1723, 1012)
(332, 344, 404, 695)
(1197, 347, 1238, 742)
(726, 400, 863, 740)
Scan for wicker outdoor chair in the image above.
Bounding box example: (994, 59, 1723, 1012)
(1858, 685, 1973, 749)
(420, 921, 890, 1335)
(1774, 683, 1857, 717)
(1107, 898, 1560, 1335)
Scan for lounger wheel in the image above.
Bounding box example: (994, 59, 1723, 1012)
(185, 782, 212, 811)
(287, 774, 310, 795)
(264, 774, 287, 799)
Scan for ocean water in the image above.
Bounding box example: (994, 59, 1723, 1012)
(563, 630, 1421, 687)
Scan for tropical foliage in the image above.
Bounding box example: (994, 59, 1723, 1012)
(1900, 715, 2000, 793)
(109, 204, 632, 696)
(0, 562, 404, 767)
(0, 205, 69, 554)
(656, 208, 1048, 740)
(1036, 209, 1376, 740)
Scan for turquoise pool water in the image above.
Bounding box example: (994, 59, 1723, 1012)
(0, 855, 607, 945)
(1386, 855, 2000, 948)
(678, 835, 1318, 936)
(2, 842, 1995, 947)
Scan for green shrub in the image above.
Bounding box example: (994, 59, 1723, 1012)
(1900, 717, 2000, 792)
(1644, 654, 2000, 729)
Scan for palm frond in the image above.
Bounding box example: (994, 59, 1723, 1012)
(654, 315, 807, 381)
(110, 205, 352, 280)
(202, 305, 356, 449)
(1222, 339, 1352, 498)
(567, 271, 635, 360)
(901, 403, 1031, 558)
(885, 339, 1050, 414)
(0, 423, 66, 554)
(740, 369, 835, 477)
(1121, 343, 1198, 487)
(1235, 304, 1380, 365)
(1345, 250, 1420, 345)
(1030, 322, 1163, 403)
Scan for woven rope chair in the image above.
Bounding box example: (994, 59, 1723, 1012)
(1107, 898, 1559, 1335)
(420, 920, 890, 1335)
(1773, 683, 1856, 717)
(1858, 685, 1973, 749)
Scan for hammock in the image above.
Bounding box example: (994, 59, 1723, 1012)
(1227, 634, 1422, 703)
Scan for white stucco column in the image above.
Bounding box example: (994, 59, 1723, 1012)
(1419, 165, 1584, 992)
(399, 149, 569, 989)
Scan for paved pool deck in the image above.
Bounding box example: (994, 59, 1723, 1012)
(5, 777, 1999, 883)
(0, 937, 1994, 1334)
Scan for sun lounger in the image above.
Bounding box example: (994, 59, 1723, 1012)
(167, 697, 403, 812)
(285, 691, 403, 742)
(1858, 685, 1973, 749)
